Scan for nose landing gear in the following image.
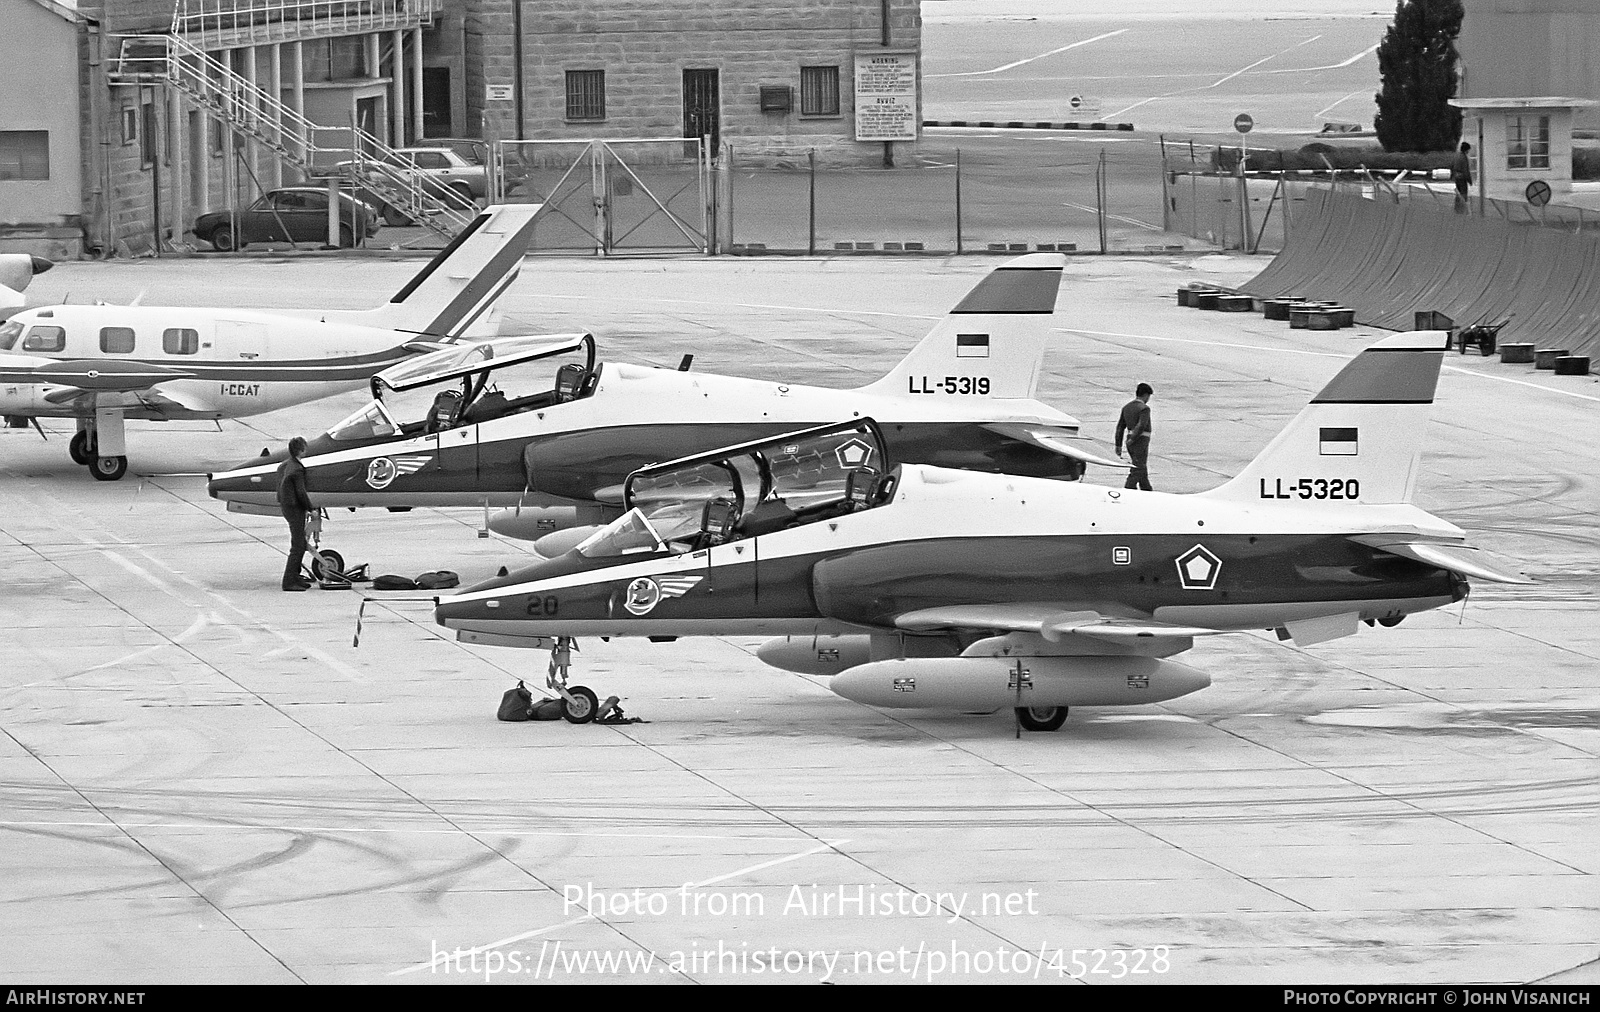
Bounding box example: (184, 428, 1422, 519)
(547, 636, 601, 724)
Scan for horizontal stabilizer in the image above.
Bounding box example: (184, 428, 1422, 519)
(895, 603, 1228, 641)
(1350, 536, 1534, 585)
(982, 422, 1129, 468)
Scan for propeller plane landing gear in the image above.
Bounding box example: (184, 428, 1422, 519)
(1015, 705, 1069, 732)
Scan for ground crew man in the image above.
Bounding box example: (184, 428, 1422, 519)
(1453, 142, 1473, 210)
(277, 436, 315, 591)
(1115, 382, 1154, 491)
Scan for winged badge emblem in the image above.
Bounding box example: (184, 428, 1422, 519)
(623, 575, 705, 616)
(366, 455, 431, 490)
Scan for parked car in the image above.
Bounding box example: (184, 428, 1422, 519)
(193, 188, 380, 251)
(334, 147, 487, 226)
(408, 137, 489, 166)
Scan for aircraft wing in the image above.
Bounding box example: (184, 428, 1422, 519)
(981, 422, 1130, 468)
(31, 360, 198, 394)
(1349, 535, 1534, 585)
(894, 603, 1229, 643)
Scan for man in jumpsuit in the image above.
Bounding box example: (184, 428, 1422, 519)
(1115, 382, 1154, 491)
(278, 435, 316, 591)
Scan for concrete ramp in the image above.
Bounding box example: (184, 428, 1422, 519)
(1244, 188, 1600, 359)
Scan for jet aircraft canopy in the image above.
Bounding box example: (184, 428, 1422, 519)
(575, 419, 896, 557)
(323, 332, 596, 445)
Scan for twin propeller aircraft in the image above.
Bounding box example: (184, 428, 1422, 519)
(430, 331, 1529, 731)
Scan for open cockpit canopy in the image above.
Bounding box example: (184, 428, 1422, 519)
(372, 333, 594, 397)
(572, 420, 898, 556)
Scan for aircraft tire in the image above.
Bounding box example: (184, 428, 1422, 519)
(90, 455, 128, 482)
(1015, 705, 1068, 732)
(562, 685, 599, 724)
(310, 550, 345, 581)
(69, 431, 91, 466)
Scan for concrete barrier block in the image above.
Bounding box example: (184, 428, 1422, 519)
(1500, 343, 1535, 364)
(1554, 355, 1590, 375)
(1194, 292, 1221, 310)
(1535, 349, 1570, 370)
(1217, 295, 1253, 312)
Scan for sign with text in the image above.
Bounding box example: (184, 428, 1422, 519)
(854, 52, 919, 142)
(486, 84, 513, 102)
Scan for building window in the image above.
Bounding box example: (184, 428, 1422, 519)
(1506, 115, 1550, 170)
(122, 107, 138, 146)
(163, 328, 199, 355)
(100, 327, 136, 354)
(140, 102, 158, 168)
(0, 131, 49, 180)
(566, 70, 605, 121)
(800, 66, 840, 117)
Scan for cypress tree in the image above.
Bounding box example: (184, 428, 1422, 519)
(1374, 0, 1465, 152)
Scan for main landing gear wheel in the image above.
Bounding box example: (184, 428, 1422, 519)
(309, 549, 345, 581)
(1015, 706, 1068, 732)
(562, 685, 599, 724)
(90, 455, 128, 482)
(69, 431, 91, 466)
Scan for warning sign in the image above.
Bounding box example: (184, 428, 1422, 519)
(854, 52, 919, 142)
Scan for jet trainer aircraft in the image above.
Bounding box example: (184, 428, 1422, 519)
(0, 204, 542, 480)
(208, 253, 1125, 554)
(432, 331, 1530, 730)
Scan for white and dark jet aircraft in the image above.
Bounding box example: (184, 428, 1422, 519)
(0, 204, 542, 480)
(208, 253, 1125, 551)
(431, 331, 1530, 730)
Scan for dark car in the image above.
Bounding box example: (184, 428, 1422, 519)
(193, 187, 381, 251)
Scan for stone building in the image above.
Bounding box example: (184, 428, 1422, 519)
(452, 0, 919, 164)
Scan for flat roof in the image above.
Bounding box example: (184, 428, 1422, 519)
(1451, 96, 1600, 109)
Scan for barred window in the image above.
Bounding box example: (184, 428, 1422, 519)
(1506, 115, 1550, 170)
(0, 131, 49, 180)
(566, 70, 606, 121)
(800, 66, 840, 117)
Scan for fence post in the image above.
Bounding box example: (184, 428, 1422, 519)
(725, 142, 735, 252)
(1096, 148, 1107, 254)
(955, 147, 963, 254)
(1160, 155, 1170, 233)
(808, 148, 816, 256)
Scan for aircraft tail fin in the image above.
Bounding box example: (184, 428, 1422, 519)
(858, 253, 1063, 400)
(1202, 331, 1449, 506)
(345, 203, 543, 340)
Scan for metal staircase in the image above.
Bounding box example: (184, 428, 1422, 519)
(109, 29, 474, 238)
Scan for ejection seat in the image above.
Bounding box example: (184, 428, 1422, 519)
(424, 389, 464, 433)
(553, 364, 587, 403)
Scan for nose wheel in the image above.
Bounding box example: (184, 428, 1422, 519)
(543, 636, 613, 724)
(1014, 705, 1068, 732)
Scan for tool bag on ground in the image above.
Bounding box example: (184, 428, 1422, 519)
(372, 574, 420, 590)
(497, 680, 534, 721)
(416, 570, 460, 589)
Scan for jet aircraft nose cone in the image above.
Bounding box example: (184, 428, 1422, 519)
(29, 256, 54, 275)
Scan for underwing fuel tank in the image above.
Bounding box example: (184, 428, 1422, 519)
(486, 505, 613, 542)
(756, 635, 874, 675)
(829, 656, 1211, 710)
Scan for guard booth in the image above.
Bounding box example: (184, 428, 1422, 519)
(1449, 97, 1598, 205)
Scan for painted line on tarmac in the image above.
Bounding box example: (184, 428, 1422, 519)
(388, 838, 850, 977)
(926, 29, 1128, 79)
(525, 292, 941, 322)
(0, 819, 802, 843)
(1264, 43, 1382, 75)
(1101, 33, 1324, 122)
(1061, 203, 1163, 231)
(1063, 327, 1600, 403)
(1316, 88, 1369, 119)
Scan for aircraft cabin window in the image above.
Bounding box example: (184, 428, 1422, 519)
(0, 320, 21, 350)
(99, 327, 136, 354)
(163, 328, 199, 355)
(22, 325, 65, 352)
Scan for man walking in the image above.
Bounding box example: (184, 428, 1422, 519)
(1115, 382, 1154, 491)
(278, 436, 316, 591)
(1453, 141, 1473, 211)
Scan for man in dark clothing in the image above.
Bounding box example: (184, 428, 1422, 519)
(277, 436, 316, 591)
(1115, 382, 1154, 491)
(1453, 142, 1473, 210)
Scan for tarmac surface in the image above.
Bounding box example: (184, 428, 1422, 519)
(2, 252, 1597, 984)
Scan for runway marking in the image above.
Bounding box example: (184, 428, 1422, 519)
(925, 29, 1128, 79)
(1100, 34, 1325, 122)
(1316, 88, 1369, 119)
(1264, 42, 1382, 75)
(1061, 202, 1164, 231)
(0, 819, 802, 843)
(387, 839, 849, 977)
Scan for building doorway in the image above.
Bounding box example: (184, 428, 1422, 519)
(422, 66, 451, 137)
(682, 69, 719, 152)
